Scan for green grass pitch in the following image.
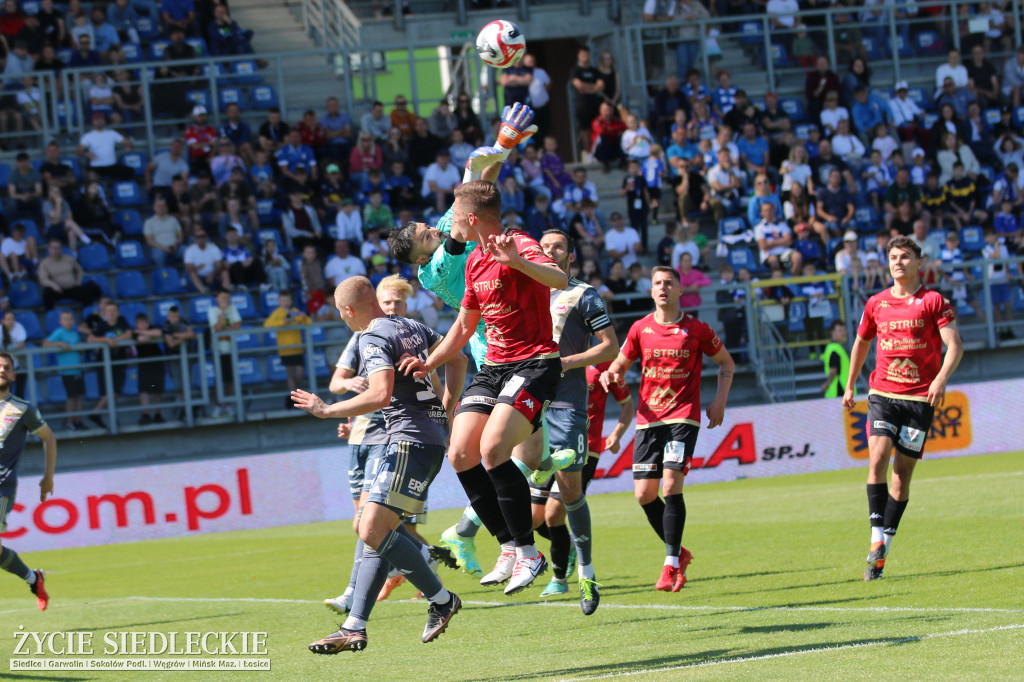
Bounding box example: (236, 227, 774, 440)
(2, 451, 1022, 680)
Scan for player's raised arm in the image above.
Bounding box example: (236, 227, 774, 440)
(485, 234, 568, 290)
(706, 347, 735, 429)
(928, 323, 963, 407)
(399, 308, 481, 378)
(292, 368, 394, 420)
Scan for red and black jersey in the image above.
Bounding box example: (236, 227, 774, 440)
(586, 362, 632, 455)
(621, 312, 722, 429)
(856, 285, 955, 401)
(460, 229, 559, 364)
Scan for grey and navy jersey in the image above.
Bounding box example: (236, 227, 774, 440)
(337, 332, 389, 446)
(0, 395, 47, 488)
(549, 277, 612, 410)
(359, 316, 449, 445)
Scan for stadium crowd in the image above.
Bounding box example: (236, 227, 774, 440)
(0, 0, 1022, 430)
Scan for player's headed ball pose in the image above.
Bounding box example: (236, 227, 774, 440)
(843, 235, 962, 581)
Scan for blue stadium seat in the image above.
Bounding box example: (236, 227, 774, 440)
(135, 15, 159, 40)
(861, 37, 885, 60)
(115, 240, 149, 268)
(79, 243, 112, 271)
(21, 0, 40, 14)
(1013, 285, 1024, 312)
(960, 226, 985, 253)
(859, 235, 875, 252)
(779, 98, 806, 122)
(795, 239, 822, 263)
(291, 256, 303, 283)
(44, 375, 68, 405)
(113, 209, 144, 237)
(59, 156, 83, 181)
(913, 30, 945, 56)
(727, 247, 758, 272)
(312, 351, 331, 379)
(855, 206, 879, 230)
(235, 327, 261, 349)
(55, 48, 73, 64)
(793, 123, 816, 140)
(152, 267, 185, 295)
(231, 60, 262, 84)
(254, 228, 284, 252)
(203, 63, 229, 82)
(84, 371, 101, 400)
(119, 151, 148, 178)
(889, 34, 911, 58)
(0, 162, 9, 187)
(765, 43, 792, 68)
(121, 42, 144, 62)
(115, 270, 149, 298)
(907, 87, 931, 112)
(984, 108, 1001, 126)
(10, 280, 42, 308)
(718, 217, 748, 237)
(256, 198, 280, 225)
(260, 289, 282, 316)
(218, 87, 247, 111)
(738, 20, 762, 46)
(118, 301, 148, 323)
(83, 273, 112, 298)
(1014, 107, 1024, 130)
(231, 291, 258, 319)
(15, 312, 42, 340)
(112, 181, 144, 207)
(826, 237, 844, 258)
(250, 84, 279, 109)
(266, 355, 288, 382)
(152, 298, 182, 325)
(192, 359, 215, 388)
(237, 357, 264, 385)
(788, 301, 807, 333)
(149, 40, 170, 60)
(44, 309, 63, 334)
(186, 90, 212, 111)
(186, 37, 208, 55)
(121, 367, 139, 397)
(188, 296, 216, 324)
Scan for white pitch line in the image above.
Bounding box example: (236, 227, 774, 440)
(555, 623, 1024, 681)
(117, 596, 1024, 615)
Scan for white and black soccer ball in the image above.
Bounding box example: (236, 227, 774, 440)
(475, 19, 526, 69)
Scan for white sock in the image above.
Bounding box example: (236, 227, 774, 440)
(871, 526, 885, 544)
(664, 555, 679, 568)
(883, 532, 894, 553)
(578, 562, 595, 580)
(341, 586, 354, 598)
(387, 566, 400, 579)
(426, 588, 451, 605)
(80, 233, 92, 244)
(342, 616, 366, 631)
(516, 544, 539, 560)
(500, 542, 515, 554)
(24, 569, 36, 585)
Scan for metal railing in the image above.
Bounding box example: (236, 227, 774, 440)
(753, 304, 797, 402)
(303, 0, 363, 49)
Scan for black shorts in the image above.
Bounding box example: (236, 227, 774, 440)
(61, 374, 85, 398)
(219, 354, 234, 384)
(455, 357, 561, 430)
(868, 394, 935, 459)
(100, 364, 127, 396)
(633, 422, 699, 480)
(281, 353, 305, 367)
(138, 361, 165, 393)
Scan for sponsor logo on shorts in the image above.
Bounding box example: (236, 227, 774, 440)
(512, 388, 542, 421)
(872, 420, 898, 434)
(633, 463, 658, 472)
(407, 478, 428, 495)
(663, 441, 688, 464)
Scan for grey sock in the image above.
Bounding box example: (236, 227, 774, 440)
(377, 529, 443, 598)
(565, 495, 593, 567)
(349, 544, 389, 622)
(395, 523, 420, 545)
(347, 539, 364, 590)
(455, 511, 481, 537)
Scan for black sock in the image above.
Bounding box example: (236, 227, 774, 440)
(0, 547, 31, 581)
(548, 524, 571, 579)
(663, 493, 685, 557)
(535, 522, 550, 541)
(866, 483, 888, 531)
(883, 495, 909, 537)
(641, 497, 666, 542)
(457, 465, 510, 542)
(487, 460, 534, 546)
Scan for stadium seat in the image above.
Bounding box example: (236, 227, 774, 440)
(764, 43, 792, 68)
(44, 309, 63, 335)
(136, 15, 159, 40)
(10, 280, 42, 308)
(120, 152, 148, 177)
(83, 273, 113, 298)
(984, 108, 1001, 126)
(236, 357, 264, 386)
(55, 48, 72, 64)
(861, 37, 885, 60)
(250, 84, 279, 109)
(254, 228, 284, 252)
(793, 123, 816, 140)
(15, 312, 42, 340)
(152, 267, 185, 295)
(260, 289, 281, 316)
(84, 371, 101, 400)
(266, 355, 288, 383)
(0, 163, 9, 187)
(115, 240, 149, 268)
(59, 156, 83, 181)
(44, 376, 67, 405)
(152, 298, 182, 325)
(231, 291, 258, 319)
(960, 226, 985, 253)
(738, 20, 762, 46)
(231, 60, 262, 84)
(855, 206, 879, 230)
(313, 351, 331, 379)
(113, 209, 144, 237)
(21, 0, 40, 14)
(186, 90, 212, 111)
(149, 40, 170, 60)
(788, 301, 807, 333)
(121, 42, 143, 62)
(79, 240, 113, 270)
(913, 30, 945, 56)
(115, 270, 149, 298)
(889, 34, 911, 58)
(907, 87, 931, 112)
(778, 98, 806, 122)
(235, 327, 261, 349)
(186, 37, 208, 55)
(291, 256, 303, 283)
(118, 302, 148, 326)
(121, 367, 139, 397)
(188, 296, 216, 324)
(1013, 286, 1024, 312)
(826, 237, 844, 258)
(727, 247, 758, 272)
(112, 181, 144, 207)
(218, 87, 247, 111)
(718, 217, 747, 237)
(256, 198, 280, 225)
(979, 166, 995, 184)
(192, 359, 215, 388)
(203, 63, 229, 83)
(859, 235, 875, 252)
(15, 218, 40, 242)
(795, 239, 823, 263)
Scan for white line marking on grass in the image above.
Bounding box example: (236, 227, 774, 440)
(118, 596, 1024, 615)
(555, 623, 1024, 681)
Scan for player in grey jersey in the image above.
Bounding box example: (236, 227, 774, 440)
(293, 277, 468, 654)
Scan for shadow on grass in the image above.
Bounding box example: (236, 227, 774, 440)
(885, 561, 1024, 582)
(738, 621, 836, 634)
(458, 649, 736, 682)
(64, 612, 251, 632)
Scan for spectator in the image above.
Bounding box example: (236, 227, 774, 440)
(706, 148, 744, 222)
(37, 239, 101, 309)
(0, 309, 26, 393)
(207, 289, 241, 418)
(840, 57, 872, 108)
(499, 57, 532, 109)
(0, 223, 37, 281)
(143, 195, 183, 266)
(42, 185, 89, 251)
(590, 102, 627, 171)
(218, 102, 253, 166)
(39, 142, 76, 195)
(944, 162, 988, 230)
(145, 138, 189, 196)
(561, 166, 600, 216)
(7, 152, 42, 214)
(186, 170, 219, 232)
(963, 44, 999, 109)
(324, 239, 366, 288)
(154, 26, 199, 117)
(819, 91, 849, 136)
(500, 175, 524, 217)
(161, 0, 195, 36)
(281, 187, 328, 252)
(131, 312, 165, 424)
(209, 139, 243, 187)
(87, 72, 120, 124)
(72, 180, 116, 246)
(408, 117, 443, 175)
(676, 251, 711, 313)
(652, 76, 688, 143)
(258, 107, 289, 154)
(334, 198, 362, 242)
(35, 0, 66, 47)
(888, 199, 915, 236)
(207, 3, 254, 56)
(963, 101, 997, 168)
(759, 91, 792, 136)
(673, 0, 709, 79)
(217, 193, 255, 242)
(360, 223, 389, 263)
(222, 225, 264, 288)
(525, 193, 564, 241)
(805, 56, 840, 125)
(426, 98, 458, 141)
(569, 198, 605, 251)
(755, 202, 803, 275)
(159, 305, 194, 420)
(935, 76, 975, 119)
(88, 7, 119, 54)
(850, 85, 890, 136)
(86, 300, 132, 428)
(711, 70, 737, 119)
(256, 239, 288, 292)
(571, 46, 605, 160)
(622, 160, 650, 247)
(809, 139, 855, 193)
(107, 0, 140, 44)
(389, 94, 418, 139)
(276, 127, 318, 186)
(831, 119, 866, 168)
(1002, 46, 1024, 108)
(604, 211, 641, 269)
(815, 168, 855, 238)
(362, 188, 393, 231)
(348, 131, 383, 185)
(541, 135, 573, 199)
(452, 93, 483, 145)
(321, 96, 353, 160)
(747, 173, 783, 227)
(42, 309, 86, 430)
(420, 149, 459, 212)
(982, 226, 1015, 339)
(67, 32, 100, 68)
(522, 53, 551, 139)
(447, 128, 473, 171)
(296, 109, 326, 159)
(937, 132, 981, 185)
(360, 100, 390, 142)
(935, 48, 969, 92)
(381, 126, 408, 168)
(780, 145, 812, 193)
(737, 120, 771, 180)
(183, 229, 229, 293)
(620, 113, 654, 163)
(263, 290, 310, 405)
(77, 111, 133, 179)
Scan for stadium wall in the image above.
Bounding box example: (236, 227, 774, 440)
(4, 378, 1021, 553)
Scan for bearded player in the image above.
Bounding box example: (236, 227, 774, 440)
(843, 235, 962, 581)
(601, 267, 735, 591)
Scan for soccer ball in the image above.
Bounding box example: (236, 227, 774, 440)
(475, 20, 526, 69)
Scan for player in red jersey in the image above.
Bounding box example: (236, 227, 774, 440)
(584, 361, 635, 487)
(600, 267, 735, 591)
(400, 180, 569, 595)
(843, 235, 962, 581)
